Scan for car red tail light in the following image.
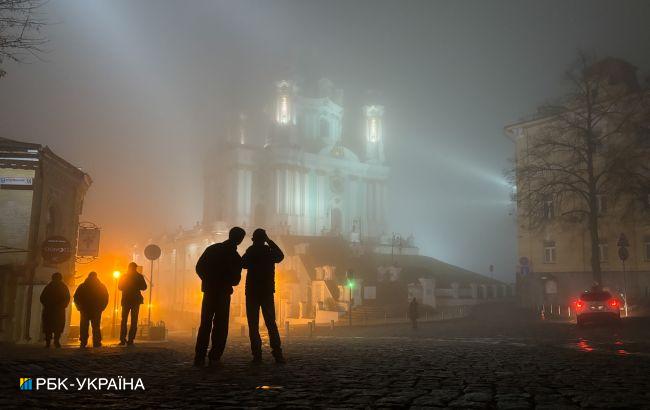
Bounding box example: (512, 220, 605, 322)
(576, 300, 584, 309)
(608, 299, 619, 308)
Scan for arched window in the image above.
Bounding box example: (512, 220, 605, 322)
(320, 118, 330, 140)
(330, 208, 342, 234)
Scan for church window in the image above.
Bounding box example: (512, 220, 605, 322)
(320, 118, 329, 139)
(368, 117, 378, 142)
(278, 95, 290, 124)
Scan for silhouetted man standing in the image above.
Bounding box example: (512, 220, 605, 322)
(74, 272, 109, 348)
(119, 262, 147, 346)
(40, 272, 70, 348)
(194, 226, 245, 367)
(242, 228, 285, 364)
(408, 297, 419, 330)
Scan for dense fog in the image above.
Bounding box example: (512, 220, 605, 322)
(1, 0, 650, 282)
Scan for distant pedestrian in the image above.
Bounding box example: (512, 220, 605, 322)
(194, 227, 245, 367)
(408, 297, 419, 330)
(118, 262, 147, 346)
(242, 228, 286, 364)
(40, 272, 70, 348)
(73, 272, 109, 348)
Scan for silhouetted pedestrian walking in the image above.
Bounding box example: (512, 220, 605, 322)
(40, 272, 70, 348)
(74, 272, 109, 348)
(194, 226, 245, 367)
(409, 297, 419, 330)
(243, 228, 285, 364)
(119, 262, 147, 346)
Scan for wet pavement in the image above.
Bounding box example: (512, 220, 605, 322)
(2, 306, 650, 409)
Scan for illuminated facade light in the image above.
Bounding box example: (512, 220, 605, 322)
(275, 80, 295, 126)
(278, 95, 290, 124)
(368, 118, 378, 142)
(364, 105, 385, 162)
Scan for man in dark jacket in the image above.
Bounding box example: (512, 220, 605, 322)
(408, 297, 419, 330)
(73, 272, 109, 348)
(118, 262, 148, 346)
(242, 228, 285, 364)
(40, 272, 70, 348)
(194, 226, 245, 367)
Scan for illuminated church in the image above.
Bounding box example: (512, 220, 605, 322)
(142, 78, 508, 329)
(202, 78, 389, 239)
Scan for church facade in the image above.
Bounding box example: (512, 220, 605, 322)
(202, 78, 389, 239)
(140, 79, 508, 329)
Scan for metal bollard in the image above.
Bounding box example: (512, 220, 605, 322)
(285, 321, 290, 337)
(330, 319, 335, 330)
(308, 321, 314, 338)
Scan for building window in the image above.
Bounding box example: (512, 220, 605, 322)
(597, 195, 608, 215)
(543, 199, 554, 219)
(598, 241, 609, 263)
(543, 241, 556, 263)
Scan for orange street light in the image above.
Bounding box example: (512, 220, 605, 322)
(112, 270, 121, 337)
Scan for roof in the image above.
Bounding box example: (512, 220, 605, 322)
(279, 235, 501, 288)
(0, 137, 92, 186)
(504, 57, 643, 138)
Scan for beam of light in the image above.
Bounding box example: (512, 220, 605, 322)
(61, 0, 198, 138)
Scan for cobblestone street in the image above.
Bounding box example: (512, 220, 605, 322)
(3, 309, 650, 409)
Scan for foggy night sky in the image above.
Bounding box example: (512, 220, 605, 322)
(1, 0, 650, 282)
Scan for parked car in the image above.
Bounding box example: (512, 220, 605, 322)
(574, 287, 621, 326)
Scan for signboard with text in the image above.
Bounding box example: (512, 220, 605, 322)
(77, 227, 101, 257)
(41, 236, 73, 264)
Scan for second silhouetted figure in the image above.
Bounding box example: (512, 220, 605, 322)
(242, 228, 285, 364)
(194, 226, 245, 367)
(74, 272, 109, 348)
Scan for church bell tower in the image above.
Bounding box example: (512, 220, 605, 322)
(364, 105, 385, 163)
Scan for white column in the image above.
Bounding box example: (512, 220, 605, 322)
(275, 169, 281, 214)
(282, 168, 290, 214)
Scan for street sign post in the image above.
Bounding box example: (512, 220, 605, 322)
(144, 244, 162, 326)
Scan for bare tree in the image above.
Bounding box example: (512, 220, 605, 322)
(509, 53, 650, 285)
(0, 0, 47, 77)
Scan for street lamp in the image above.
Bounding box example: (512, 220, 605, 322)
(112, 270, 121, 337)
(617, 233, 629, 317)
(346, 270, 355, 327)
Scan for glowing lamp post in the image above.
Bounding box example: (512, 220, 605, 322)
(346, 270, 355, 327)
(617, 233, 629, 317)
(112, 270, 121, 337)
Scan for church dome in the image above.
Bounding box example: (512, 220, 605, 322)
(319, 144, 360, 162)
